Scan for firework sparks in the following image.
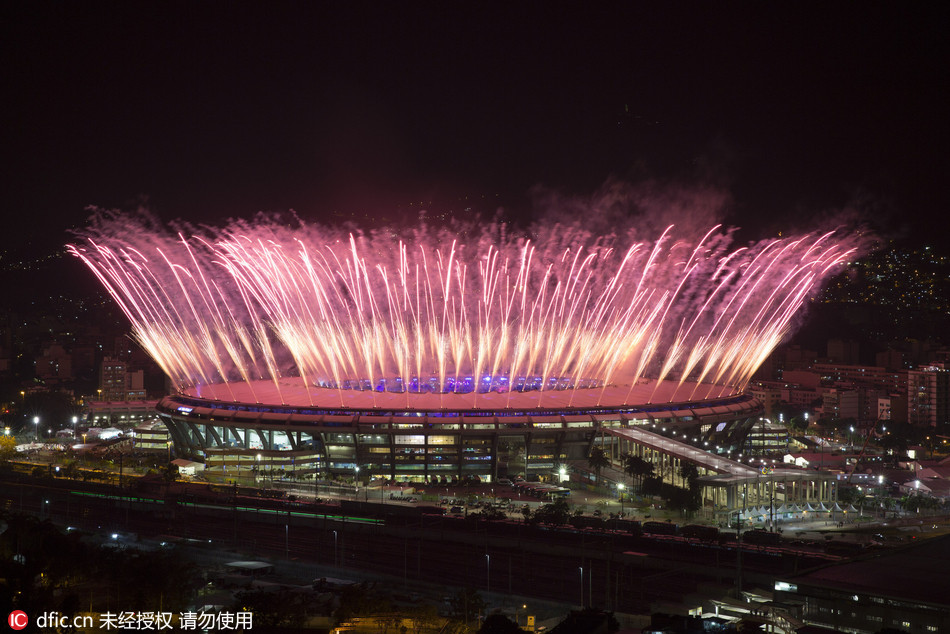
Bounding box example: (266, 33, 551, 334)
(69, 212, 859, 406)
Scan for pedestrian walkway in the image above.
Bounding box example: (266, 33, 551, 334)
(606, 427, 760, 477)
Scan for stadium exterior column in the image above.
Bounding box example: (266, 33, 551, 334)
(388, 431, 396, 481)
(490, 433, 498, 482)
(524, 433, 532, 478)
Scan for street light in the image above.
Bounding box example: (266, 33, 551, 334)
(578, 566, 584, 606)
(617, 482, 625, 517)
(33, 416, 39, 442)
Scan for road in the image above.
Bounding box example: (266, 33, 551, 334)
(1, 475, 866, 615)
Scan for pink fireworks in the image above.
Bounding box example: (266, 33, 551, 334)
(68, 212, 859, 407)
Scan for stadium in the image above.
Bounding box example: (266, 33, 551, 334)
(71, 211, 859, 485)
(156, 377, 761, 483)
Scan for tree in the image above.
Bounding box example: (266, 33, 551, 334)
(621, 453, 654, 492)
(530, 498, 571, 525)
(61, 460, 81, 479)
(922, 434, 938, 459)
(678, 463, 699, 490)
(640, 476, 700, 516)
(878, 425, 909, 460)
(587, 447, 610, 481)
(5, 390, 78, 435)
(641, 476, 663, 497)
(407, 604, 440, 633)
(162, 463, 179, 484)
(0, 435, 16, 461)
(667, 486, 701, 515)
(478, 614, 523, 634)
(449, 587, 485, 625)
(550, 608, 620, 633)
(787, 415, 809, 435)
(334, 583, 393, 622)
(470, 507, 506, 521)
(234, 588, 310, 628)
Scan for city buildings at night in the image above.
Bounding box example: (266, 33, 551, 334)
(752, 357, 949, 431)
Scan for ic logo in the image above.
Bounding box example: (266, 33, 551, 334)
(8, 610, 28, 630)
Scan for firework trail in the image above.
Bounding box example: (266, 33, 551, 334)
(68, 210, 861, 405)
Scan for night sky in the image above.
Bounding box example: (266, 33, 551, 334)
(3, 2, 949, 258)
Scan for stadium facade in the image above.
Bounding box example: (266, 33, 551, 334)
(156, 378, 762, 483)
